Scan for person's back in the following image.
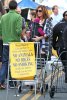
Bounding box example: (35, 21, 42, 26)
(1, 10, 22, 43)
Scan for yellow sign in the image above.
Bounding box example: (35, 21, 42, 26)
(9, 42, 36, 80)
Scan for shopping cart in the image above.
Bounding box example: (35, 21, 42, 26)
(6, 42, 47, 100)
(49, 51, 67, 98)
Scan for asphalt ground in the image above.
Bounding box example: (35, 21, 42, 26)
(0, 60, 67, 100)
(0, 69, 67, 100)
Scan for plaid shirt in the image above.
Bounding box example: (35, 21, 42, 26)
(43, 17, 53, 60)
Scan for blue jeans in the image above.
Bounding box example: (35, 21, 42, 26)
(0, 45, 9, 84)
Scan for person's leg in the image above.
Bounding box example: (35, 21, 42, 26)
(59, 48, 67, 83)
(0, 45, 9, 88)
(64, 52, 67, 83)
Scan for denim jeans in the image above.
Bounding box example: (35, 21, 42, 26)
(0, 45, 9, 84)
(0, 39, 3, 62)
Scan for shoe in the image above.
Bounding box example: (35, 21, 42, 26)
(62, 68, 65, 72)
(65, 80, 67, 83)
(65, 72, 67, 83)
(30, 85, 33, 90)
(65, 77, 67, 83)
(41, 50, 45, 54)
(0, 84, 6, 89)
(9, 81, 17, 88)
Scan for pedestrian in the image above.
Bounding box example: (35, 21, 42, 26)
(51, 5, 62, 27)
(0, 0, 22, 89)
(15, 7, 28, 42)
(32, 5, 53, 60)
(53, 11, 67, 83)
(0, 1, 4, 63)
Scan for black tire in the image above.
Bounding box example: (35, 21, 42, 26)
(30, 85, 33, 91)
(50, 91, 55, 98)
(49, 86, 55, 98)
(45, 84, 48, 91)
(40, 87, 43, 94)
(18, 85, 22, 93)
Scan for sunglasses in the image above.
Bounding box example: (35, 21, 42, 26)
(36, 10, 42, 13)
(65, 14, 67, 16)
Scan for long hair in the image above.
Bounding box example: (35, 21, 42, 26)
(36, 5, 49, 19)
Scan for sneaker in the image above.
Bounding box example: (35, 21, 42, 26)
(65, 80, 67, 83)
(0, 84, 6, 89)
(9, 81, 17, 88)
(30, 85, 33, 90)
(62, 68, 65, 72)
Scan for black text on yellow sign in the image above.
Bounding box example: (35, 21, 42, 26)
(9, 42, 36, 80)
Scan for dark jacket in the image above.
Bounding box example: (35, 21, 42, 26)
(53, 18, 67, 50)
(63, 26, 67, 49)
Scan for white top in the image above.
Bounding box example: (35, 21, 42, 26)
(51, 13, 63, 27)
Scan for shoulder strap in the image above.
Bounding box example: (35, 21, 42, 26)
(42, 19, 46, 28)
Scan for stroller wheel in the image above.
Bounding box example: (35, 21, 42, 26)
(49, 86, 55, 98)
(18, 85, 22, 93)
(40, 87, 43, 94)
(30, 85, 33, 91)
(50, 91, 54, 98)
(45, 84, 48, 91)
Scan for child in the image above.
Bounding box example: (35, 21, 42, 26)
(33, 18, 45, 37)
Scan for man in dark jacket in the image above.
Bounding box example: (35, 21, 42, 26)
(62, 26, 67, 83)
(53, 11, 67, 83)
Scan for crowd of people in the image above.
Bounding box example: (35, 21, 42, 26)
(0, 0, 67, 89)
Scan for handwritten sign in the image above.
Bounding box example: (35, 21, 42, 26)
(9, 42, 36, 80)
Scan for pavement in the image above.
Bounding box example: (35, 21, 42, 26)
(0, 60, 67, 100)
(0, 70, 67, 100)
(0, 88, 67, 100)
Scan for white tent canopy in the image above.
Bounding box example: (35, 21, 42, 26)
(40, 0, 67, 13)
(40, 0, 67, 9)
(16, 0, 22, 3)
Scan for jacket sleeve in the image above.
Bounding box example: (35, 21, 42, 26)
(16, 15, 22, 35)
(63, 26, 67, 49)
(45, 18, 53, 38)
(52, 23, 59, 50)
